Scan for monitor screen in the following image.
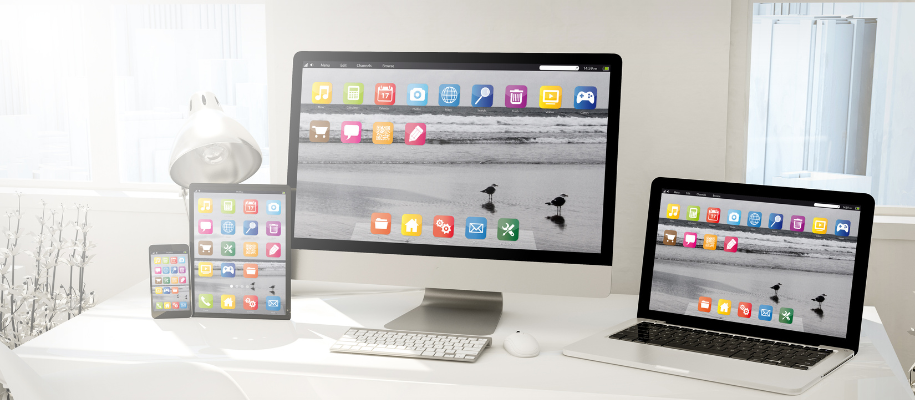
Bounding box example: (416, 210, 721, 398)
(291, 54, 618, 263)
(648, 189, 862, 339)
(190, 186, 291, 318)
(149, 249, 190, 312)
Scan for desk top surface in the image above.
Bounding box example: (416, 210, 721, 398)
(14, 280, 914, 400)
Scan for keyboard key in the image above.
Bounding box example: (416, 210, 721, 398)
(332, 328, 491, 362)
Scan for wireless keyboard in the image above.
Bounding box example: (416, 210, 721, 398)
(330, 328, 491, 362)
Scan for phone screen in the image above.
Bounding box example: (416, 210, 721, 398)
(149, 245, 191, 316)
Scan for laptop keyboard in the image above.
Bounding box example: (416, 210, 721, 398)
(609, 322, 832, 370)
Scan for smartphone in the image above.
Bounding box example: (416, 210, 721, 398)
(149, 244, 192, 318)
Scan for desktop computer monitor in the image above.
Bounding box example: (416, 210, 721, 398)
(288, 52, 621, 334)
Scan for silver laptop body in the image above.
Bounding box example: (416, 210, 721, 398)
(564, 178, 874, 395)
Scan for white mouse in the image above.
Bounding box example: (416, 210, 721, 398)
(503, 331, 540, 358)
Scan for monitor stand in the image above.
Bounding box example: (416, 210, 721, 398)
(384, 288, 502, 335)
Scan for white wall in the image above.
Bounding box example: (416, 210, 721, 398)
(265, 0, 734, 295)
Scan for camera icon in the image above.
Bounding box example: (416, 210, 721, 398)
(266, 200, 281, 215)
(407, 84, 428, 106)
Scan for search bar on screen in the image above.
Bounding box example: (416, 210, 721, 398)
(814, 203, 840, 209)
(539, 65, 579, 71)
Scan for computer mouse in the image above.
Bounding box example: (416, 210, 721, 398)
(503, 331, 540, 358)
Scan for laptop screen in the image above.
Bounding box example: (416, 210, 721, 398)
(648, 188, 862, 339)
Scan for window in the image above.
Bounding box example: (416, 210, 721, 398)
(112, 4, 269, 184)
(0, 5, 92, 181)
(747, 3, 915, 207)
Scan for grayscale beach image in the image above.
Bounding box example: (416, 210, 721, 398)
(295, 104, 608, 253)
(648, 218, 857, 338)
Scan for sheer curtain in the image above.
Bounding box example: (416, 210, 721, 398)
(0, 5, 92, 181)
(112, 4, 269, 183)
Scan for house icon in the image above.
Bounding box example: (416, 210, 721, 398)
(720, 303, 729, 313)
(405, 219, 419, 233)
(224, 297, 233, 307)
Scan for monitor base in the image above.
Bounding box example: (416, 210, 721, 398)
(384, 288, 502, 335)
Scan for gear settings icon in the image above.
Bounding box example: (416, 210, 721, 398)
(435, 218, 452, 235)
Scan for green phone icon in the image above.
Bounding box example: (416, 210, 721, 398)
(155, 302, 163, 310)
(199, 294, 213, 309)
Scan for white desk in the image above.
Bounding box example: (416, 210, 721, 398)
(15, 280, 914, 399)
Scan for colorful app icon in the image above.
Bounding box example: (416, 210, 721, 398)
(683, 232, 698, 248)
(178, 257, 185, 263)
(342, 83, 364, 105)
(698, 297, 712, 312)
(221, 220, 235, 235)
(404, 123, 426, 145)
(727, 209, 741, 225)
(154, 257, 161, 264)
(717, 299, 732, 315)
(266, 296, 281, 311)
(244, 263, 258, 278)
(170, 257, 177, 264)
(198, 198, 213, 213)
(312, 82, 332, 104)
(471, 84, 494, 107)
(309, 120, 330, 142)
(154, 268, 161, 275)
(163, 287, 171, 294)
(758, 305, 773, 321)
(266, 221, 281, 236)
(505, 85, 527, 108)
(198, 219, 213, 234)
(154, 287, 162, 295)
(737, 302, 752, 318)
(171, 266, 178, 274)
(539, 86, 562, 109)
(163, 277, 170, 285)
(790, 215, 805, 232)
(179, 266, 186, 273)
(220, 241, 235, 256)
(686, 206, 700, 221)
(163, 302, 171, 309)
(162, 257, 170, 264)
(154, 277, 162, 284)
(221, 262, 235, 277)
(221, 199, 235, 214)
(406, 83, 428, 106)
(243, 295, 258, 310)
(663, 230, 677, 245)
(266, 243, 281, 258)
(242, 220, 258, 235)
(243, 242, 258, 257)
(243, 199, 258, 214)
(498, 218, 519, 241)
(573, 86, 597, 109)
(438, 84, 460, 106)
(178, 276, 187, 284)
(779, 307, 794, 324)
(706, 208, 721, 223)
(371, 213, 392, 235)
(266, 200, 281, 215)
(835, 219, 851, 236)
(723, 236, 738, 252)
(401, 214, 422, 236)
(198, 294, 213, 309)
(221, 294, 236, 309)
(666, 204, 680, 219)
(155, 302, 163, 309)
(812, 217, 828, 234)
(171, 288, 179, 294)
(198, 262, 213, 277)
(769, 213, 783, 229)
(465, 217, 487, 239)
(747, 211, 762, 227)
(374, 83, 396, 105)
(179, 302, 188, 309)
(198, 241, 213, 256)
(433, 215, 455, 238)
(372, 122, 394, 144)
(340, 121, 362, 143)
(703, 234, 717, 250)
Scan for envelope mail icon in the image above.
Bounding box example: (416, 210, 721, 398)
(468, 223, 485, 233)
(267, 299, 279, 307)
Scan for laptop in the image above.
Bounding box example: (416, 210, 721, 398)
(563, 177, 874, 395)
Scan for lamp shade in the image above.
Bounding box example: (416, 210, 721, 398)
(169, 91, 263, 188)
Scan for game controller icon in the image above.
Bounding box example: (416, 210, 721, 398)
(576, 90, 595, 104)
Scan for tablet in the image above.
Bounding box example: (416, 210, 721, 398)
(189, 183, 292, 319)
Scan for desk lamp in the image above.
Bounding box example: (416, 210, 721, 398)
(169, 91, 262, 209)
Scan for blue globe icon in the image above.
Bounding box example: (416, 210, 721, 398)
(441, 87, 458, 103)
